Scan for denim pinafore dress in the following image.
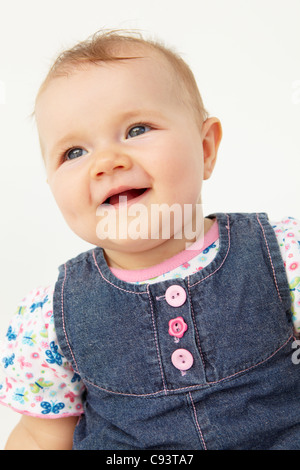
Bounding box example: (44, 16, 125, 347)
(53, 213, 300, 450)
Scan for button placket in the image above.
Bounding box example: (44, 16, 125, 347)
(165, 284, 194, 376)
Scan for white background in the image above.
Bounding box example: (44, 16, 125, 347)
(0, 0, 299, 449)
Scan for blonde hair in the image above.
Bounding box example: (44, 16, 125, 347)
(36, 29, 209, 125)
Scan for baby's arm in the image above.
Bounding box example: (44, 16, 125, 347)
(5, 415, 78, 450)
(0, 286, 85, 450)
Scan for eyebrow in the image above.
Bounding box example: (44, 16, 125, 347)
(119, 109, 166, 121)
(41, 134, 78, 162)
(48, 134, 81, 155)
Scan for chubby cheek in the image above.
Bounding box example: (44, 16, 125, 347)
(152, 142, 203, 204)
(50, 183, 96, 244)
(48, 175, 86, 225)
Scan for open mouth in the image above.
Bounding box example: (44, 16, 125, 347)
(104, 188, 149, 206)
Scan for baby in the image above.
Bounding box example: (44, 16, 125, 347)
(1, 30, 300, 450)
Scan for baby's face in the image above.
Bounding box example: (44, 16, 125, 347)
(35, 53, 220, 267)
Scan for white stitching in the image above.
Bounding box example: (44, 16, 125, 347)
(188, 392, 207, 450)
(256, 213, 283, 303)
(78, 334, 294, 397)
(187, 275, 206, 370)
(147, 285, 168, 394)
(92, 249, 148, 295)
(61, 263, 80, 373)
(189, 214, 231, 288)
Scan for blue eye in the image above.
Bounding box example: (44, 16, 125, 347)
(127, 125, 151, 139)
(66, 148, 88, 160)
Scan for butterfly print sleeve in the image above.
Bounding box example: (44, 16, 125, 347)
(272, 217, 300, 334)
(0, 285, 85, 418)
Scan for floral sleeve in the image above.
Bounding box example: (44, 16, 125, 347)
(0, 285, 85, 418)
(272, 217, 300, 333)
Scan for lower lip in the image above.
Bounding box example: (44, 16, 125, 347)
(98, 188, 151, 210)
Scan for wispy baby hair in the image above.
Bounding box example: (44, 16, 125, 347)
(36, 29, 209, 124)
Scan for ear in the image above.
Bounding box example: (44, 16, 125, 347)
(201, 117, 222, 180)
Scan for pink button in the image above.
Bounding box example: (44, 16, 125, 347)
(165, 285, 186, 307)
(168, 317, 188, 338)
(171, 349, 194, 371)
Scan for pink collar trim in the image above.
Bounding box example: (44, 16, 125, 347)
(110, 219, 219, 282)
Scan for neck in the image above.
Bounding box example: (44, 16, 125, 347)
(103, 217, 214, 270)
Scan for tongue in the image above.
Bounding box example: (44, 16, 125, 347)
(109, 189, 143, 205)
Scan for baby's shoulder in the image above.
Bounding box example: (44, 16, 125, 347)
(0, 284, 55, 368)
(7, 284, 55, 338)
(271, 216, 300, 256)
(270, 216, 300, 267)
(271, 216, 300, 232)
(20, 284, 54, 310)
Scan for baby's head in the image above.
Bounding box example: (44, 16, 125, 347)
(35, 30, 222, 269)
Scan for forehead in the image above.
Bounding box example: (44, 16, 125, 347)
(35, 54, 183, 154)
(36, 53, 179, 115)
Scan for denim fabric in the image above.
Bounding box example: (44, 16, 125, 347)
(53, 213, 300, 450)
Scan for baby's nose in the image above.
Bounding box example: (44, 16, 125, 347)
(90, 150, 132, 178)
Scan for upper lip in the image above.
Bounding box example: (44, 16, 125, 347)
(100, 185, 149, 205)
